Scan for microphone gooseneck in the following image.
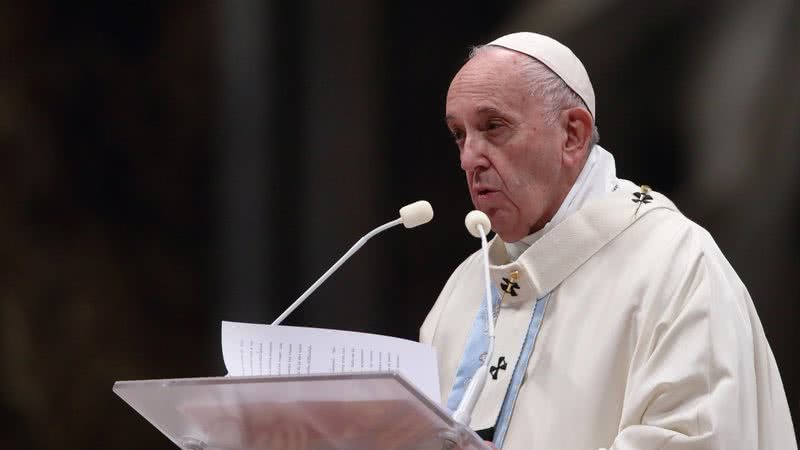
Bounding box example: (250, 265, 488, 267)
(453, 210, 495, 427)
(271, 201, 434, 326)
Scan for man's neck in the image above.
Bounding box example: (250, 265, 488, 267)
(504, 145, 618, 261)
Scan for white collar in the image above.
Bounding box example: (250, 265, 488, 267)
(505, 145, 618, 261)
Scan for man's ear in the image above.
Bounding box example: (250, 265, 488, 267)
(561, 107, 593, 167)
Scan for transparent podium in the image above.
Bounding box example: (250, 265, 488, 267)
(114, 372, 491, 450)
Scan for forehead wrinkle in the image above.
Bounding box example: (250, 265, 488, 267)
(446, 88, 521, 124)
(447, 50, 531, 120)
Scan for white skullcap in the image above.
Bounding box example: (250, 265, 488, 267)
(486, 32, 595, 119)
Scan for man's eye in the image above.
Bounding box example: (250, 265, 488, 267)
(451, 130, 465, 142)
(487, 120, 504, 131)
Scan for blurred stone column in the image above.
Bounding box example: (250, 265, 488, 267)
(299, 0, 384, 327)
(215, 0, 272, 321)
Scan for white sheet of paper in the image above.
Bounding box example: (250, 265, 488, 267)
(221, 321, 441, 403)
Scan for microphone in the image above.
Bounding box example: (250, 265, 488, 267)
(399, 200, 435, 228)
(452, 210, 494, 427)
(271, 200, 434, 325)
(465, 210, 491, 238)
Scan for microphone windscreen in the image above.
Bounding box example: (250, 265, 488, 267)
(399, 200, 434, 228)
(465, 210, 491, 238)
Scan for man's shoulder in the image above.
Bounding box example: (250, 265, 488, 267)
(621, 186, 716, 251)
(420, 244, 485, 343)
(607, 187, 740, 293)
(446, 246, 486, 280)
(610, 179, 713, 243)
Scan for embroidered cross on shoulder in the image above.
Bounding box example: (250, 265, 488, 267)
(632, 185, 653, 215)
(489, 356, 508, 380)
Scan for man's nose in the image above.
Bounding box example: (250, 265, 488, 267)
(459, 134, 488, 172)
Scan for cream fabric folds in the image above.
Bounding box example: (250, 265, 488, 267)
(421, 182, 797, 450)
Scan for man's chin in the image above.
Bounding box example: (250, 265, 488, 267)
(490, 222, 523, 243)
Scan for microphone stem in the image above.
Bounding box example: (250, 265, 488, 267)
(271, 217, 403, 325)
(452, 224, 495, 427)
(478, 225, 495, 358)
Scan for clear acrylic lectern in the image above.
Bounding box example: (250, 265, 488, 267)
(113, 372, 491, 450)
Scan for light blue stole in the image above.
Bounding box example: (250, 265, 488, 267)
(446, 286, 552, 448)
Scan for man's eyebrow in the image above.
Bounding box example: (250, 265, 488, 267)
(445, 106, 504, 124)
(477, 106, 503, 115)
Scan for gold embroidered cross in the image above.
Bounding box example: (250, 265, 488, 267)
(499, 270, 520, 301)
(486, 270, 520, 332)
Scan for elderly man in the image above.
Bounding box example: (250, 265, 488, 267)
(421, 32, 796, 450)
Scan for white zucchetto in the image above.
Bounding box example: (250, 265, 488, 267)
(487, 32, 596, 119)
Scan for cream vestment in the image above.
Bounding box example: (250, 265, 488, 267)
(421, 178, 796, 449)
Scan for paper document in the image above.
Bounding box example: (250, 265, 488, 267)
(221, 321, 441, 402)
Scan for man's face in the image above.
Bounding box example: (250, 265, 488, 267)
(445, 48, 570, 242)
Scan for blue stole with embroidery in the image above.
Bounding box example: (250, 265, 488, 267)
(445, 287, 551, 448)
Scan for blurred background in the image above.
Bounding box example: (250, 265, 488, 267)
(1, 0, 798, 448)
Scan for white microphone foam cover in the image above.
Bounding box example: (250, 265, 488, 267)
(399, 200, 434, 228)
(465, 210, 491, 238)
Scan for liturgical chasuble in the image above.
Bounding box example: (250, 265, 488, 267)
(420, 180, 796, 450)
